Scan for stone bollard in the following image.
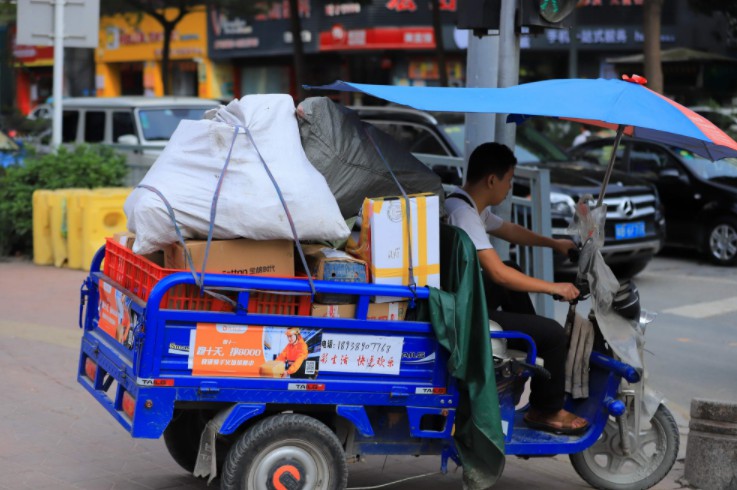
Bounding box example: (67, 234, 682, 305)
(684, 399, 737, 490)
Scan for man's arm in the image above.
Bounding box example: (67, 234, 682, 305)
(490, 221, 575, 256)
(477, 247, 579, 300)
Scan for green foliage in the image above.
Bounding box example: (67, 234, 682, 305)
(0, 144, 127, 256)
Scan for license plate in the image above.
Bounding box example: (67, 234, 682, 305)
(615, 221, 646, 240)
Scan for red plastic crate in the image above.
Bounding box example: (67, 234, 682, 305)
(103, 238, 311, 314)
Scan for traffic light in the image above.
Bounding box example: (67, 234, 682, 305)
(519, 0, 577, 31)
(456, 0, 502, 34)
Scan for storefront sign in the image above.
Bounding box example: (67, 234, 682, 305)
(319, 26, 434, 50)
(208, 1, 456, 58)
(98, 8, 207, 63)
(521, 26, 677, 50)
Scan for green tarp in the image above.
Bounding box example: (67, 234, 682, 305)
(420, 224, 506, 489)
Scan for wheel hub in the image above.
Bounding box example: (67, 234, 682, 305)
(710, 224, 737, 261)
(267, 459, 305, 490)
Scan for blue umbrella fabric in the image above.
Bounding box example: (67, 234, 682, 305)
(306, 78, 737, 161)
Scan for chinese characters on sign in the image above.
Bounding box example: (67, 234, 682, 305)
(319, 333, 403, 375)
(189, 324, 266, 377)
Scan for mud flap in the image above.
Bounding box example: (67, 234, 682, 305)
(193, 406, 236, 483)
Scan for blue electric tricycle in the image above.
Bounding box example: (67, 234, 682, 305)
(77, 219, 678, 489)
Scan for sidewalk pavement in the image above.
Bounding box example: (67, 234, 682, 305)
(0, 259, 690, 489)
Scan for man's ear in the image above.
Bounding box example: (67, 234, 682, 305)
(486, 173, 496, 189)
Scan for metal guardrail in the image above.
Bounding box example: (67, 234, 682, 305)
(415, 154, 554, 318)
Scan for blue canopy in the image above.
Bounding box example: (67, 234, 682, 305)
(306, 79, 737, 161)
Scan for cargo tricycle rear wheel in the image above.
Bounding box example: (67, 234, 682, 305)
(220, 413, 347, 490)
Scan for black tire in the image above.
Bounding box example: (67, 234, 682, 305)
(704, 216, 737, 265)
(163, 409, 210, 473)
(569, 404, 679, 490)
(220, 413, 347, 490)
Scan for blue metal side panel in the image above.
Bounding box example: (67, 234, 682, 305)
(78, 261, 459, 440)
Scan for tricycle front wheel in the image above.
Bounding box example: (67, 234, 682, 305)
(569, 404, 679, 490)
(220, 413, 347, 490)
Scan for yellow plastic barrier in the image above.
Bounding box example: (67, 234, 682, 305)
(66, 189, 92, 269)
(32, 190, 54, 265)
(79, 188, 131, 270)
(48, 189, 82, 268)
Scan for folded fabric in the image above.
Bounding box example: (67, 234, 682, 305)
(565, 312, 594, 399)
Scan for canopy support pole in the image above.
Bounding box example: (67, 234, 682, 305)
(596, 125, 625, 208)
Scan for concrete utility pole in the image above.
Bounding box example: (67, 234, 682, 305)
(464, 0, 520, 259)
(52, 0, 65, 148)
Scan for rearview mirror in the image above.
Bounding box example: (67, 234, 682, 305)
(117, 134, 139, 146)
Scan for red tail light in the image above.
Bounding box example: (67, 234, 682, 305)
(122, 390, 136, 419)
(84, 358, 97, 381)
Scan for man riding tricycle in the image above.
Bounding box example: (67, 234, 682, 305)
(78, 77, 737, 489)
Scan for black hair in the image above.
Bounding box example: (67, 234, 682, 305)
(465, 142, 517, 184)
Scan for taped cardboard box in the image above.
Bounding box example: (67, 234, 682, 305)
(349, 193, 440, 302)
(302, 244, 368, 304)
(311, 301, 408, 321)
(165, 238, 294, 277)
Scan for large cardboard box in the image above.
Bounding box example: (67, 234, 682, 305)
(302, 244, 368, 304)
(351, 193, 439, 302)
(310, 301, 408, 321)
(164, 238, 294, 276)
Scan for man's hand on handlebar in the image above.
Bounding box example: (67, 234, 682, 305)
(553, 238, 578, 257)
(550, 282, 580, 302)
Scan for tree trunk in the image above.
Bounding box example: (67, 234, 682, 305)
(431, 0, 448, 87)
(288, 0, 306, 101)
(643, 0, 664, 93)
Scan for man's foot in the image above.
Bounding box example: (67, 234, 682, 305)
(524, 408, 589, 436)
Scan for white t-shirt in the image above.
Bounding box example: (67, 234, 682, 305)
(444, 187, 503, 251)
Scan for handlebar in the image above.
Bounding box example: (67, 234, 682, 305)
(551, 244, 590, 303)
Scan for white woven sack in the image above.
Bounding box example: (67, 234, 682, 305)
(125, 94, 349, 254)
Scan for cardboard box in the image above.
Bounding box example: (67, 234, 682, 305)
(310, 301, 408, 321)
(302, 244, 368, 304)
(259, 360, 286, 378)
(113, 231, 136, 249)
(361, 193, 440, 302)
(164, 238, 294, 277)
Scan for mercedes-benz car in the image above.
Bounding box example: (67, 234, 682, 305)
(353, 106, 665, 278)
(570, 136, 737, 265)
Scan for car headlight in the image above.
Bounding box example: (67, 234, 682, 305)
(550, 192, 576, 218)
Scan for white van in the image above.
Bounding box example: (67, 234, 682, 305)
(59, 96, 221, 185)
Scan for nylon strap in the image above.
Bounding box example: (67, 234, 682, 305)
(242, 127, 316, 298)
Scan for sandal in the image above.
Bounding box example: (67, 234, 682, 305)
(524, 410, 589, 436)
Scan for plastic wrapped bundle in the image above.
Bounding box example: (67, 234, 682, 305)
(125, 94, 350, 254)
(297, 97, 444, 218)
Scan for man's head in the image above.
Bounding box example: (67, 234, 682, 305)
(465, 142, 517, 207)
(286, 327, 301, 344)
